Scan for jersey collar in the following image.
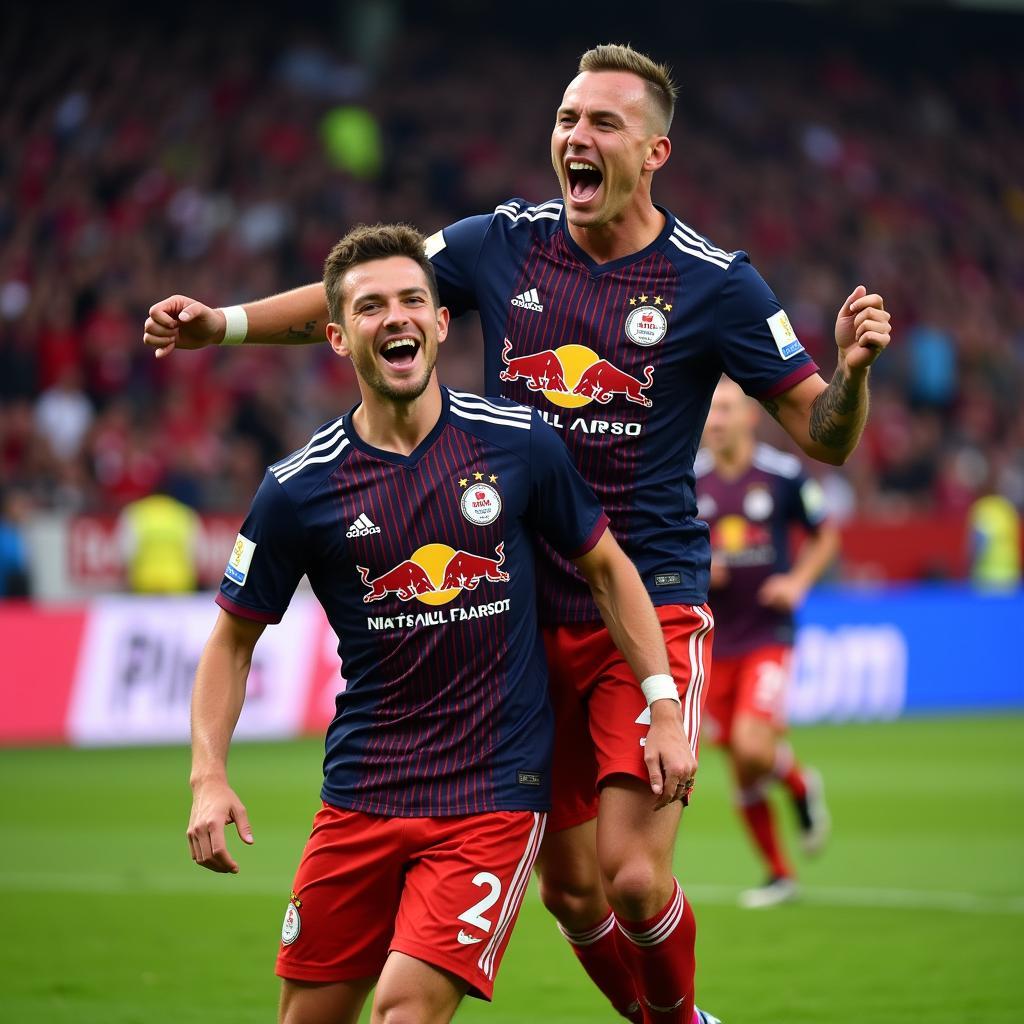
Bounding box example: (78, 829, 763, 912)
(343, 386, 451, 468)
(559, 204, 676, 276)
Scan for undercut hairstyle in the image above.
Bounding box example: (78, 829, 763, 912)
(323, 223, 440, 323)
(578, 43, 677, 133)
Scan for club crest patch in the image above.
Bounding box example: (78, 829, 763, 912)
(281, 900, 301, 946)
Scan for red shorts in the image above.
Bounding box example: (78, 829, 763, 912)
(275, 803, 546, 1000)
(543, 603, 714, 832)
(703, 644, 791, 746)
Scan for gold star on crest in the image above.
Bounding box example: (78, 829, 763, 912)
(473, 471, 484, 481)
(459, 477, 468, 487)
(489, 474, 498, 483)
(638, 293, 648, 303)
(654, 296, 662, 306)
(629, 297, 637, 306)
(663, 303, 672, 312)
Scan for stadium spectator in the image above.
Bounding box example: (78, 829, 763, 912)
(117, 490, 201, 594)
(0, 7, 1020, 531)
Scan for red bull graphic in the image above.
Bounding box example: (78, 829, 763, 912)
(571, 360, 655, 407)
(498, 339, 654, 410)
(357, 561, 437, 603)
(357, 542, 509, 605)
(712, 515, 775, 567)
(441, 543, 509, 590)
(498, 339, 567, 392)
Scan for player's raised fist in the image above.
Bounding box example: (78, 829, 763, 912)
(143, 295, 226, 358)
(834, 285, 891, 373)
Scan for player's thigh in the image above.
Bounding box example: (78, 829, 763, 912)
(534, 817, 606, 926)
(276, 804, 404, 986)
(391, 811, 546, 1001)
(730, 712, 780, 779)
(279, 977, 374, 1024)
(596, 776, 682, 916)
(371, 951, 467, 1024)
(586, 604, 714, 788)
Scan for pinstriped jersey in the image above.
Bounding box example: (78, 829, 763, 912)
(695, 443, 829, 657)
(428, 198, 819, 624)
(217, 387, 607, 816)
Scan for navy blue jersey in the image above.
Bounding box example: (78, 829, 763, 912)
(217, 387, 607, 816)
(427, 199, 819, 624)
(695, 443, 828, 657)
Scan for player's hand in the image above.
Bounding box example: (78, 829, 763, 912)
(757, 573, 805, 613)
(644, 699, 698, 810)
(834, 285, 891, 374)
(709, 555, 730, 590)
(187, 779, 254, 873)
(144, 295, 226, 359)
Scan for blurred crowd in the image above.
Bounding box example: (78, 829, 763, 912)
(1, 7, 1022, 531)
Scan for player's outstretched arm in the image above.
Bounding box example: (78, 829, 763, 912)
(574, 531, 697, 809)
(758, 521, 840, 613)
(144, 282, 329, 358)
(187, 609, 266, 873)
(761, 286, 891, 466)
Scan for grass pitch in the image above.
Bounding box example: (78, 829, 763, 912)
(2, 716, 1021, 1023)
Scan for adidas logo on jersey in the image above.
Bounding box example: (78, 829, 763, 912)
(510, 288, 543, 312)
(346, 513, 381, 538)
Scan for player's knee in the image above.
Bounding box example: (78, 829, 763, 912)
(374, 992, 454, 1024)
(538, 873, 607, 930)
(732, 736, 774, 779)
(602, 857, 663, 920)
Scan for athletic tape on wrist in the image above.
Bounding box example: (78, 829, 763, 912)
(640, 673, 680, 706)
(220, 305, 248, 346)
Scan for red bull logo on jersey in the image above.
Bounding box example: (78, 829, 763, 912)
(359, 542, 512, 633)
(712, 515, 775, 567)
(357, 542, 509, 605)
(499, 339, 655, 410)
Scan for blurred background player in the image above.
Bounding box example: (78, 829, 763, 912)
(696, 377, 839, 908)
(188, 224, 697, 1024)
(146, 43, 889, 1024)
(117, 489, 200, 594)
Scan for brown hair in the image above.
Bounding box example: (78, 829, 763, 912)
(577, 44, 677, 132)
(323, 223, 440, 323)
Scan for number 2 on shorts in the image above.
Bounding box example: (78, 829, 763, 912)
(457, 871, 502, 932)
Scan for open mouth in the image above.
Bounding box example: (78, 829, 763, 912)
(380, 337, 420, 369)
(566, 160, 603, 203)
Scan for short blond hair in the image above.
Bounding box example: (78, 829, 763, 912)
(323, 223, 439, 323)
(578, 43, 677, 132)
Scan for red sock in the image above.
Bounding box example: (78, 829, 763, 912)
(560, 913, 642, 1022)
(773, 743, 808, 800)
(738, 782, 792, 879)
(613, 880, 696, 1024)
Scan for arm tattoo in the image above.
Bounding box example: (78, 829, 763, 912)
(760, 398, 782, 422)
(809, 366, 866, 450)
(283, 320, 318, 341)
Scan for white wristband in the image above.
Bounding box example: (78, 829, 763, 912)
(220, 305, 248, 346)
(640, 674, 680, 706)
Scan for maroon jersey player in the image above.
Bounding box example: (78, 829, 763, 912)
(696, 378, 839, 908)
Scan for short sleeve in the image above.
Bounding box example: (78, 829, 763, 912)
(527, 411, 608, 559)
(426, 214, 492, 317)
(716, 257, 819, 399)
(216, 471, 307, 624)
(793, 474, 829, 530)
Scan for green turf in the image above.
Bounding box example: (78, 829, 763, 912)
(2, 716, 1022, 1023)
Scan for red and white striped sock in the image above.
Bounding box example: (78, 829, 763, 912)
(738, 780, 792, 879)
(613, 879, 696, 1024)
(559, 913, 642, 1022)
